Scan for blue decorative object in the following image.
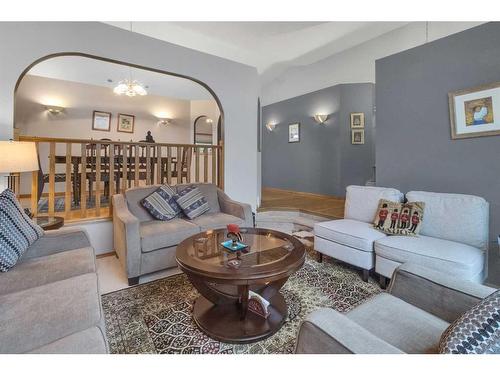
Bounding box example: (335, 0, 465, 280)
(221, 240, 248, 252)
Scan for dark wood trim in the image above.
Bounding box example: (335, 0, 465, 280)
(96, 251, 117, 259)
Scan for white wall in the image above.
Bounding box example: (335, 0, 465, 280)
(261, 22, 484, 106)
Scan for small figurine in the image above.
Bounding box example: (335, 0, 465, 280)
(145, 131, 155, 143)
(227, 223, 242, 248)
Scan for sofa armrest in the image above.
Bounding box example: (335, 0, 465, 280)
(217, 190, 253, 227)
(389, 263, 495, 323)
(112, 194, 141, 279)
(295, 308, 403, 354)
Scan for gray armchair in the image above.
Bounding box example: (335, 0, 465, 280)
(295, 263, 495, 354)
(112, 183, 253, 285)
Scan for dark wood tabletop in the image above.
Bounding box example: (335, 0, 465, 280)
(176, 228, 305, 344)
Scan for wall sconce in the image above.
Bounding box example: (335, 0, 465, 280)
(265, 122, 277, 132)
(313, 114, 328, 124)
(46, 105, 65, 115)
(157, 118, 172, 126)
(206, 118, 213, 124)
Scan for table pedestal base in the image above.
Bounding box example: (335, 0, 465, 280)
(192, 292, 287, 344)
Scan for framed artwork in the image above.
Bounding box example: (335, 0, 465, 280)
(92, 111, 111, 132)
(288, 123, 300, 143)
(117, 113, 135, 133)
(449, 82, 500, 139)
(350, 112, 365, 128)
(351, 129, 365, 145)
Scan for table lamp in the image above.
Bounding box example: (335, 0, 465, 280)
(0, 140, 39, 193)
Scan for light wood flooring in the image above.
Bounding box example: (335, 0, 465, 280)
(259, 187, 345, 219)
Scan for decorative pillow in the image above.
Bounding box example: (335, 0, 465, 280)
(373, 199, 425, 236)
(0, 189, 44, 272)
(141, 185, 182, 221)
(439, 290, 500, 354)
(175, 185, 210, 220)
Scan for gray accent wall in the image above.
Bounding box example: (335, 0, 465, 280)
(376, 22, 500, 242)
(262, 83, 375, 196)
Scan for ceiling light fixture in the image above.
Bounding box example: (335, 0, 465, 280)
(113, 22, 148, 97)
(313, 114, 328, 124)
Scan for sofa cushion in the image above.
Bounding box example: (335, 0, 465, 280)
(373, 200, 425, 236)
(176, 183, 220, 213)
(0, 189, 44, 272)
(141, 185, 182, 221)
(0, 273, 102, 353)
(28, 326, 107, 354)
(191, 212, 245, 232)
(347, 293, 449, 353)
(125, 185, 159, 222)
(0, 247, 95, 296)
(314, 219, 386, 252)
(406, 191, 488, 250)
(175, 185, 210, 219)
(21, 227, 91, 260)
(140, 219, 200, 252)
(344, 185, 403, 223)
(439, 290, 500, 354)
(374, 235, 484, 280)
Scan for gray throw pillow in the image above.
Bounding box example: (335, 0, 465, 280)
(141, 185, 182, 221)
(439, 290, 500, 354)
(0, 189, 44, 272)
(175, 185, 210, 219)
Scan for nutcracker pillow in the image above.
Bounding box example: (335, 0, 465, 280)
(373, 199, 425, 236)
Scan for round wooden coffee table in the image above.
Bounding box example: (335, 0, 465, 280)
(176, 228, 305, 344)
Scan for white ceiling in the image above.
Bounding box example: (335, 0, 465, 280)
(28, 55, 215, 100)
(105, 21, 409, 83)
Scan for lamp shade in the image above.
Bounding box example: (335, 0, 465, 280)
(0, 141, 39, 173)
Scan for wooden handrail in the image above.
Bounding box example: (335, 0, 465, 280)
(20, 136, 224, 221)
(19, 136, 222, 149)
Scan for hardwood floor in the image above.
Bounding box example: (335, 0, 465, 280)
(259, 187, 345, 219)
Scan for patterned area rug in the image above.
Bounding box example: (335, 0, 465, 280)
(101, 250, 381, 354)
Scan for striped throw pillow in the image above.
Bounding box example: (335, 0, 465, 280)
(141, 185, 182, 221)
(0, 189, 44, 272)
(175, 185, 210, 219)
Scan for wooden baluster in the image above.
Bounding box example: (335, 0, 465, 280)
(195, 146, 200, 182)
(134, 145, 139, 187)
(121, 144, 127, 193)
(146, 145, 151, 185)
(95, 143, 101, 217)
(186, 146, 192, 183)
(30, 142, 39, 217)
(80, 143, 87, 217)
(65, 143, 72, 216)
(109, 144, 115, 197)
(203, 148, 209, 183)
(157, 145, 162, 184)
(177, 146, 182, 185)
(48, 142, 56, 217)
(166, 146, 172, 185)
(211, 146, 216, 184)
(218, 141, 224, 189)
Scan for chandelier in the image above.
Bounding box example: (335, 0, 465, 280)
(113, 79, 147, 97)
(113, 22, 148, 97)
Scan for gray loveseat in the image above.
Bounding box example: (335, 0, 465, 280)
(295, 263, 495, 354)
(112, 183, 253, 285)
(0, 227, 108, 353)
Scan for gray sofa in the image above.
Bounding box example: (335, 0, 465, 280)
(112, 183, 253, 285)
(0, 227, 108, 354)
(295, 263, 495, 354)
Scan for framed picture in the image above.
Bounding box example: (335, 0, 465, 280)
(288, 123, 300, 143)
(449, 82, 500, 139)
(117, 113, 135, 133)
(92, 111, 111, 132)
(351, 129, 365, 145)
(350, 112, 365, 128)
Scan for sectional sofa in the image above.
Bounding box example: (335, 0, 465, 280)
(0, 227, 108, 353)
